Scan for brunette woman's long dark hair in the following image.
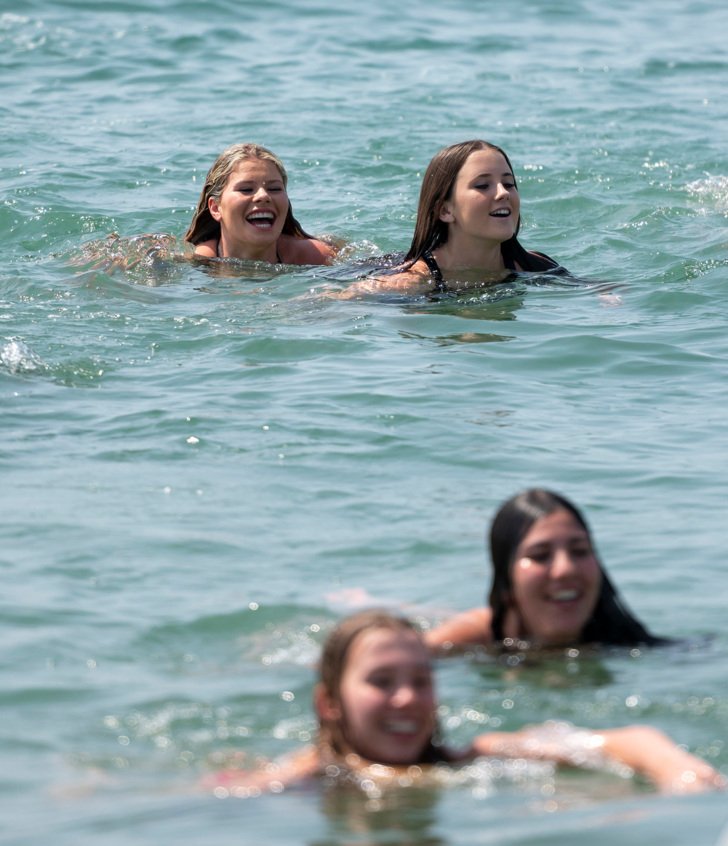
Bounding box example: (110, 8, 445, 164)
(404, 140, 557, 272)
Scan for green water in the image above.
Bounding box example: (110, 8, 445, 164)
(2, 1, 728, 843)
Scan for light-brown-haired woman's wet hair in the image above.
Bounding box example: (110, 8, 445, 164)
(316, 609, 447, 763)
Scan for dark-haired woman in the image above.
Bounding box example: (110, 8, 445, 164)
(426, 489, 665, 652)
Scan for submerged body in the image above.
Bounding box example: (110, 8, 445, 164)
(206, 611, 720, 796)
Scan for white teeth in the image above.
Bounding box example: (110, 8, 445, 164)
(247, 212, 274, 222)
(490, 209, 510, 217)
(552, 590, 579, 601)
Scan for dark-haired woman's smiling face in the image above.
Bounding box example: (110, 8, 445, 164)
(510, 509, 601, 646)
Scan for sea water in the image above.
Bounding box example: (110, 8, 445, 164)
(2, 0, 728, 843)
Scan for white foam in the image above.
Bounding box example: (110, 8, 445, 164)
(0, 338, 44, 374)
(686, 175, 728, 213)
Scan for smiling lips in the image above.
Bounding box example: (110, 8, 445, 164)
(550, 589, 580, 602)
(246, 210, 276, 229)
(384, 718, 421, 735)
(489, 208, 511, 217)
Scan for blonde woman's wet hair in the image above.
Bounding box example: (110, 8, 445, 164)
(184, 142, 310, 245)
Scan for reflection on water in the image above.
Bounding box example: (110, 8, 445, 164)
(471, 645, 616, 690)
(5, 0, 728, 842)
(399, 331, 514, 346)
(316, 782, 446, 846)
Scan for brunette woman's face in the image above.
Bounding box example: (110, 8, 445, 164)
(510, 509, 601, 646)
(333, 628, 436, 765)
(439, 149, 520, 244)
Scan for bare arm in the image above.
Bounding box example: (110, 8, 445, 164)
(424, 608, 493, 654)
(332, 260, 435, 300)
(465, 723, 725, 794)
(599, 725, 726, 794)
(202, 745, 321, 797)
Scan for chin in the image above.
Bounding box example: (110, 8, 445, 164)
(554, 634, 583, 647)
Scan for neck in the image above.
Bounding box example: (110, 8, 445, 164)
(434, 233, 505, 272)
(218, 235, 279, 263)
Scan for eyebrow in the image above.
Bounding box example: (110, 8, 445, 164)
(229, 181, 285, 192)
(522, 533, 590, 551)
(367, 661, 432, 672)
(472, 171, 514, 179)
(232, 178, 284, 185)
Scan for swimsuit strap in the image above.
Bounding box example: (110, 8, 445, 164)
(423, 248, 520, 292)
(421, 250, 448, 294)
(216, 240, 283, 263)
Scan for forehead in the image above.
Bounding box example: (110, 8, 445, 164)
(520, 509, 588, 544)
(227, 157, 284, 183)
(457, 148, 512, 180)
(345, 627, 429, 671)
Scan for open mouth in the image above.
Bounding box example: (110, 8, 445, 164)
(550, 589, 580, 602)
(384, 719, 420, 736)
(489, 209, 511, 218)
(246, 210, 276, 229)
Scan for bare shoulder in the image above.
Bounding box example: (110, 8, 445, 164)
(193, 239, 217, 258)
(425, 607, 493, 653)
(335, 259, 434, 300)
(280, 235, 338, 266)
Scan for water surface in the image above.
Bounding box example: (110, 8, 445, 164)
(2, 1, 728, 843)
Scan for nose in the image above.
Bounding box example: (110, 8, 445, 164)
(550, 547, 577, 578)
(390, 684, 416, 707)
(495, 181, 510, 200)
(252, 185, 271, 202)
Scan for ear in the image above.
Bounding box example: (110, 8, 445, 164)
(208, 196, 222, 222)
(314, 683, 341, 722)
(438, 201, 454, 224)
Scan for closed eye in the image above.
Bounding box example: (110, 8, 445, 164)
(232, 182, 285, 194)
(522, 546, 551, 563)
(368, 673, 395, 690)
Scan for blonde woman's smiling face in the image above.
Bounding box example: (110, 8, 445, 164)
(208, 158, 289, 256)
